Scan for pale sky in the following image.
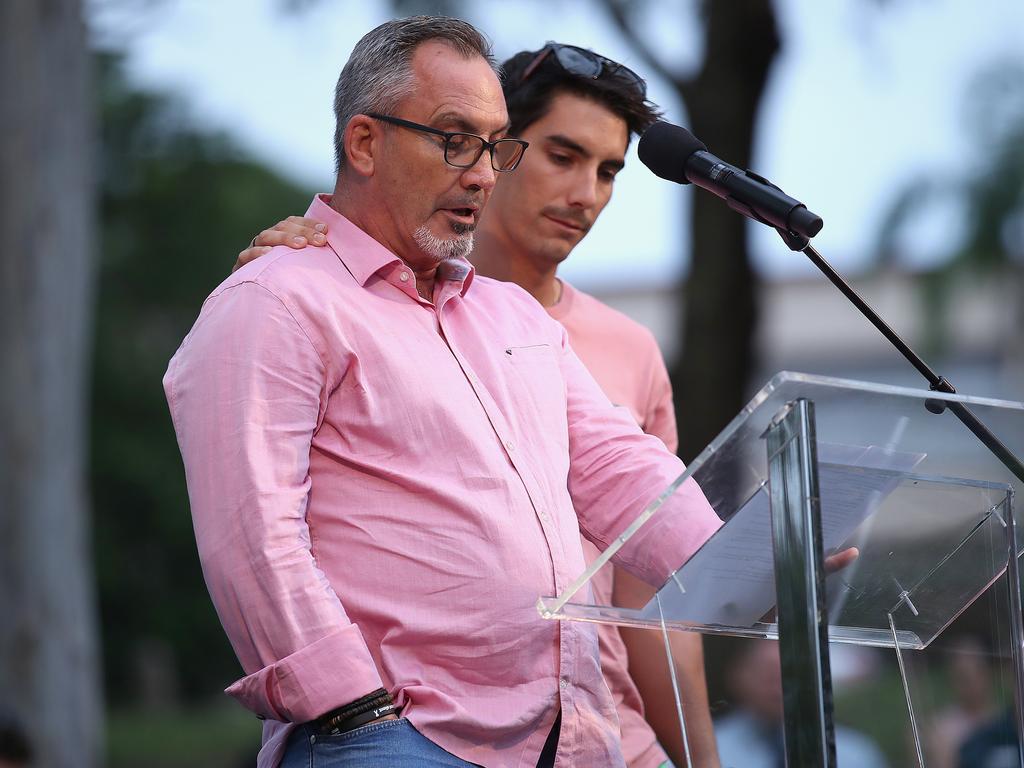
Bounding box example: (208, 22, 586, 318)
(89, 0, 1024, 290)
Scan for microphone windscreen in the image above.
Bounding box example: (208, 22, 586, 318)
(638, 122, 707, 184)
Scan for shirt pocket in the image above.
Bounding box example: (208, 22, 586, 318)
(503, 344, 568, 443)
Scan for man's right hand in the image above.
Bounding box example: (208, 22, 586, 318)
(234, 216, 328, 272)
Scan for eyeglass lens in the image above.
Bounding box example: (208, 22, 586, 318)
(445, 135, 524, 171)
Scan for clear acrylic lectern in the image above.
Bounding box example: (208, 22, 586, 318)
(538, 372, 1024, 767)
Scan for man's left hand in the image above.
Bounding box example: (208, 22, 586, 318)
(824, 546, 859, 573)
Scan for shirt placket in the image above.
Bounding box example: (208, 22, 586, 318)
(434, 282, 583, 763)
(437, 285, 575, 567)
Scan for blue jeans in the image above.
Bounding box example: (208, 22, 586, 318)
(280, 719, 482, 768)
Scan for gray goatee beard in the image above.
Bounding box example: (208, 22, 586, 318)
(413, 224, 474, 262)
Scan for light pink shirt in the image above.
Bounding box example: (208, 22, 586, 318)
(164, 195, 721, 768)
(550, 282, 678, 768)
(548, 282, 677, 453)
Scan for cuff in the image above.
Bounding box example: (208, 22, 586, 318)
(624, 478, 724, 587)
(225, 623, 384, 723)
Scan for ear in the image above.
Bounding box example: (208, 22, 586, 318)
(344, 115, 378, 177)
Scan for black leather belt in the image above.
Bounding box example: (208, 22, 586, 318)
(312, 689, 398, 737)
(314, 702, 399, 736)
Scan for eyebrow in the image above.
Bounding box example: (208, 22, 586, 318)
(547, 134, 625, 172)
(433, 111, 511, 138)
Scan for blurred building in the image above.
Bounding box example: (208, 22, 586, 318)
(591, 267, 1024, 404)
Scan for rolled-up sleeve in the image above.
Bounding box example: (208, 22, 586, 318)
(558, 326, 722, 588)
(164, 281, 382, 722)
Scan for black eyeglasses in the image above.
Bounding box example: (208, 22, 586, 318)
(520, 43, 646, 98)
(365, 113, 529, 172)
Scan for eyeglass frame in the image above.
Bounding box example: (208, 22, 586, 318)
(519, 43, 646, 99)
(364, 113, 529, 172)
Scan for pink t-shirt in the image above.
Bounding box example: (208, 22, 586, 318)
(548, 281, 678, 768)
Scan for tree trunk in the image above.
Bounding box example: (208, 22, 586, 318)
(673, 0, 780, 461)
(0, 2, 102, 766)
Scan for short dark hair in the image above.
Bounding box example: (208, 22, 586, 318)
(500, 46, 661, 141)
(333, 16, 497, 172)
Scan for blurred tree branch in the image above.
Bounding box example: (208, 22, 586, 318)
(602, 0, 693, 95)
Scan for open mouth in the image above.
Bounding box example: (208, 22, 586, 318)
(443, 208, 477, 225)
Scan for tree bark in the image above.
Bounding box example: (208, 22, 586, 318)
(604, 0, 780, 461)
(0, 1, 102, 766)
(675, 0, 779, 461)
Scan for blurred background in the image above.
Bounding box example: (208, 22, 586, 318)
(1, 0, 1022, 766)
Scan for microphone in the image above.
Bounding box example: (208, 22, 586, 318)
(638, 121, 823, 240)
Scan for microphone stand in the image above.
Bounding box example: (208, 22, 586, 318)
(774, 227, 1024, 486)
(774, 227, 1024, 768)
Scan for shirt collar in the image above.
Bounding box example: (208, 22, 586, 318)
(306, 194, 476, 297)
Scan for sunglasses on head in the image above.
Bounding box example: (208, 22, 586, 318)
(519, 43, 646, 98)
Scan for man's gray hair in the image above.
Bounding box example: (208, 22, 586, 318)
(333, 16, 497, 172)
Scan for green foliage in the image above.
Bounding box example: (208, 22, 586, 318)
(90, 50, 314, 704)
(106, 704, 260, 768)
(958, 59, 1024, 267)
(832, 667, 911, 766)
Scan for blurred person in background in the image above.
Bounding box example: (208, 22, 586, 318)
(958, 706, 1021, 768)
(713, 640, 888, 768)
(167, 16, 722, 768)
(924, 636, 998, 768)
(237, 39, 723, 768)
(0, 712, 32, 768)
(954, 638, 1019, 768)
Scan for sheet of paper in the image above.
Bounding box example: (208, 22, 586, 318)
(639, 441, 926, 627)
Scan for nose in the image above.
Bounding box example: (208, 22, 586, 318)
(566, 169, 599, 209)
(460, 149, 498, 192)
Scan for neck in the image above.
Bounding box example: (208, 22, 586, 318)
(331, 182, 440, 298)
(472, 228, 562, 307)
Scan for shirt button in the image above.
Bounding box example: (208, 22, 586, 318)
(505, 440, 515, 452)
(399, 271, 409, 282)
(538, 510, 549, 522)
(559, 678, 569, 689)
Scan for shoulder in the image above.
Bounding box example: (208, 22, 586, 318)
(559, 285, 665, 382)
(181, 245, 348, 365)
(563, 284, 661, 351)
(471, 274, 546, 309)
(200, 245, 356, 333)
(220, 245, 349, 301)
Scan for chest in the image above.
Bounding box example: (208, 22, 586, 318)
(313, 288, 570, 464)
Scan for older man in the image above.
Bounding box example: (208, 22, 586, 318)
(242, 41, 722, 768)
(166, 16, 720, 768)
